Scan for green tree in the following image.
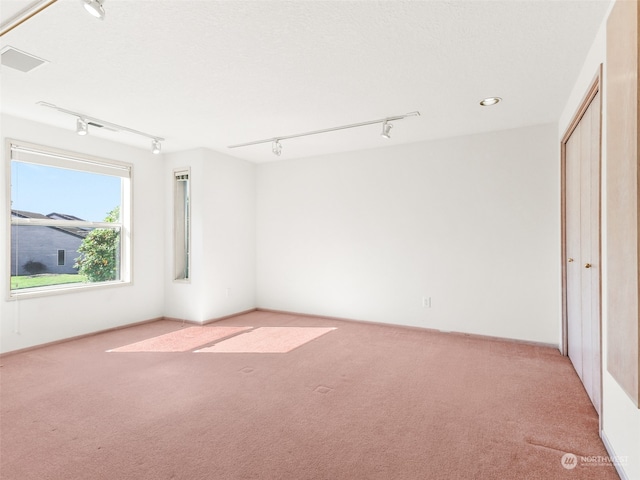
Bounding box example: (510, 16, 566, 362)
(74, 207, 120, 282)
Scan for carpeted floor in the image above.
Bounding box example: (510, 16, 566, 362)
(196, 326, 336, 353)
(0, 311, 619, 479)
(108, 326, 252, 352)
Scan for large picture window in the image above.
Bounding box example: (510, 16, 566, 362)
(8, 140, 132, 297)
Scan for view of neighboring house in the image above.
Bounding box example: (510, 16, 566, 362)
(10, 210, 89, 276)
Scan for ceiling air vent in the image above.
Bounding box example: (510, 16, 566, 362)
(1, 46, 47, 72)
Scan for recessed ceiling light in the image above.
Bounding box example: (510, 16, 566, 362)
(480, 97, 502, 106)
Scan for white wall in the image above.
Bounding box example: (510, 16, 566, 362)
(559, 2, 640, 477)
(256, 123, 560, 345)
(0, 115, 165, 353)
(164, 148, 256, 323)
(1, 120, 256, 351)
(163, 149, 206, 322)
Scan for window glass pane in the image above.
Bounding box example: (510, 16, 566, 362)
(11, 225, 121, 290)
(11, 161, 121, 222)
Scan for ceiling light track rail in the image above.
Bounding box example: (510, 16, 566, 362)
(0, 0, 58, 37)
(38, 101, 164, 154)
(228, 111, 420, 155)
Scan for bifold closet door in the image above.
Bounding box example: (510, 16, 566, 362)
(566, 116, 583, 380)
(565, 90, 601, 415)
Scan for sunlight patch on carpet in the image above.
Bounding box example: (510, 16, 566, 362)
(195, 327, 336, 353)
(107, 326, 252, 353)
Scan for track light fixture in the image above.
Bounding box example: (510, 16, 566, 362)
(480, 97, 502, 106)
(272, 140, 282, 156)
(82, 0, 106, 19)
(38, 101, 164, 154)
(76, 117, 88, 136)
(381, 121, 393, 139)
(228, 111, 420, 156)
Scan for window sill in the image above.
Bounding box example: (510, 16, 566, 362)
(7, 279, 131, 301)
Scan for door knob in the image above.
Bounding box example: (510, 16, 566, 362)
(585, 263, 592, 269)
(568, 258, 574, 263)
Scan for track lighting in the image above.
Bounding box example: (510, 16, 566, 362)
(0, 0, 58, 37)
(83, 0, 106, 19)
(381, 121, 393, 139)
(272, 140, 282, 156)
(38, 101, 164, 153)
(76, 117, 88, 136)
(228, 111, 420, 156)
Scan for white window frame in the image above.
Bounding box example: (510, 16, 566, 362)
(6, 139, 133, 299)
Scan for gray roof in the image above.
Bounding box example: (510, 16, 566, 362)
(11, 210, 90, 239)
(47, 212, 85, 221)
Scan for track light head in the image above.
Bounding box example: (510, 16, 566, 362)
(151, 139, 161, 155)
(480, 97, 502, 106)
(83, 0, 105, 19)
(76, 117, 88, 136)
(272, 139, 282, 156)
(381, 121, 393, 139)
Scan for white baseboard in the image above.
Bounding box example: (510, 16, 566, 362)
(600, 429, 629, 480)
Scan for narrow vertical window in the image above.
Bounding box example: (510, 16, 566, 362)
(57, 249, 65, 266)
(174, 169, 190, 281)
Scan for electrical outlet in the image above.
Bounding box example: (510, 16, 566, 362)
(422, 296, 431, 308)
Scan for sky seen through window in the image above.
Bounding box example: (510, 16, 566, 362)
(11, 161, 121, 222)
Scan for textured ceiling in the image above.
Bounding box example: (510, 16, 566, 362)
(0, 0, 612, 163)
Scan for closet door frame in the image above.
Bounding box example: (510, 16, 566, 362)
(561, 66, 602, 356)
(560, 64, 604, 428)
